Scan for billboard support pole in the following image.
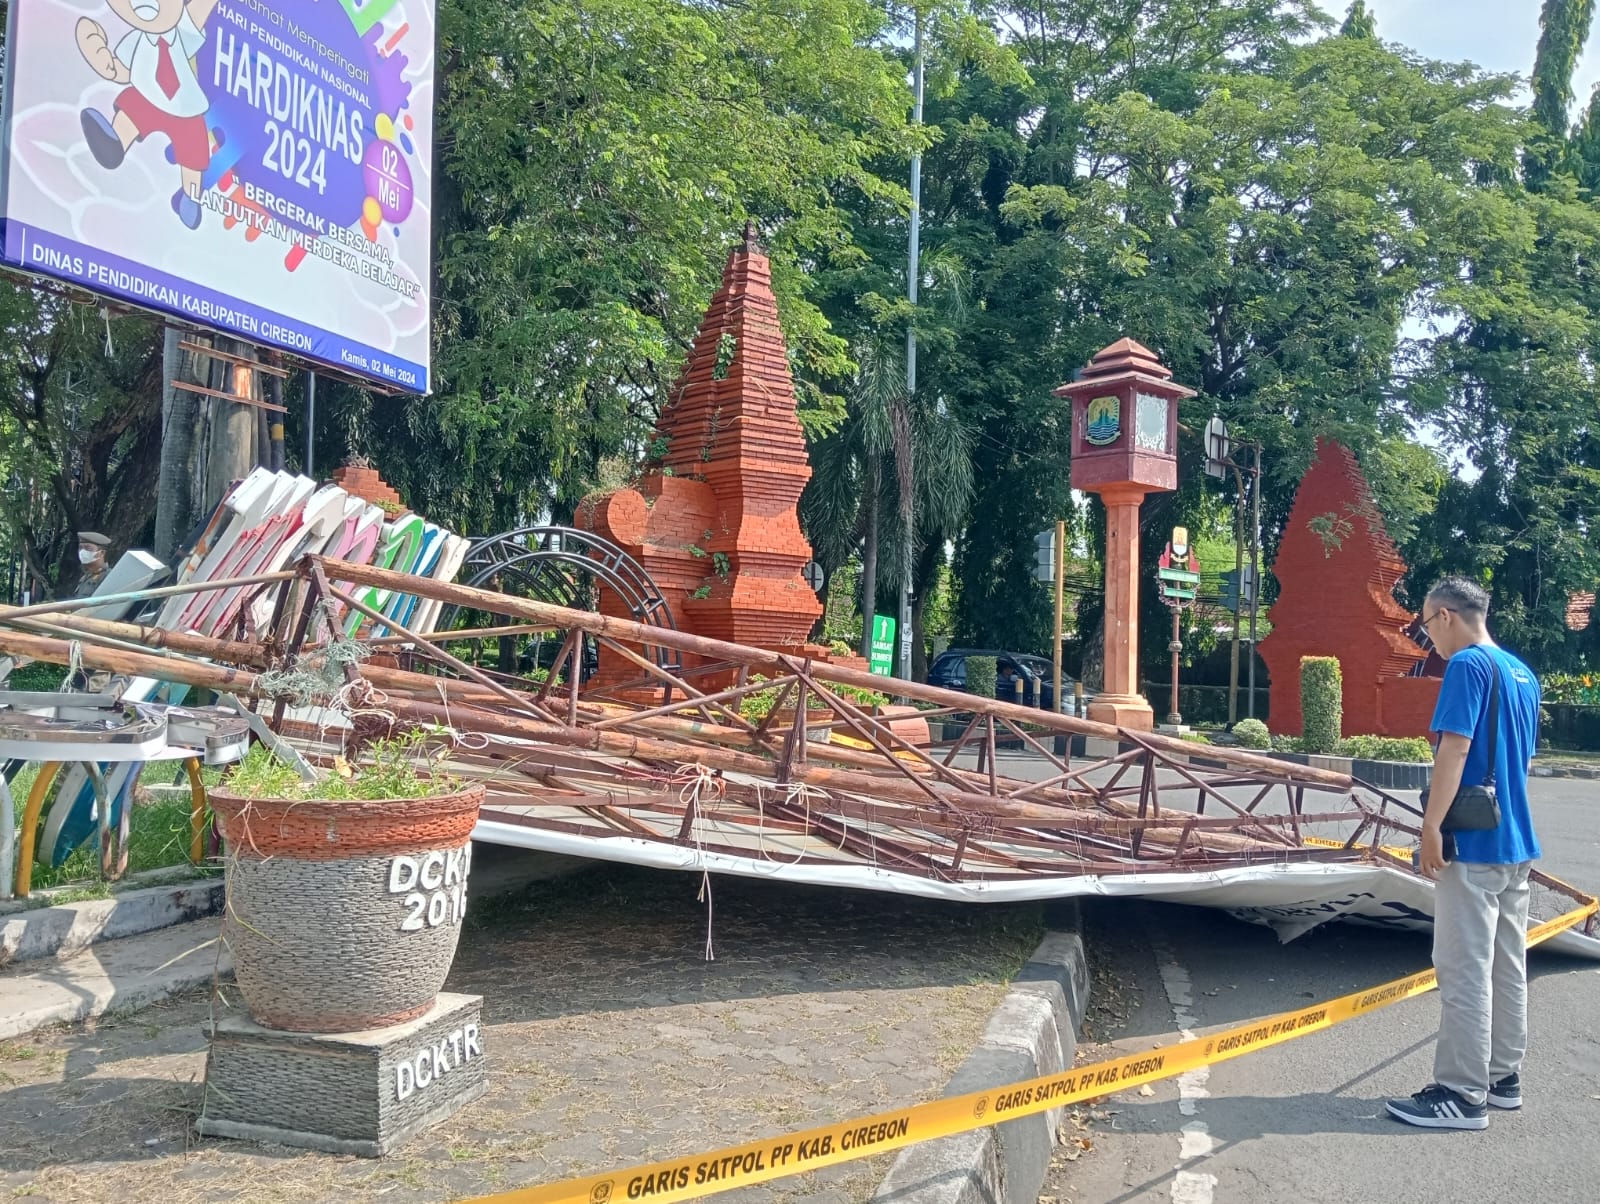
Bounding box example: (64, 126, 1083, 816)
(304, 370, 317, 480)
(154, 327, 198, 565)
(266, 359, 285, 472)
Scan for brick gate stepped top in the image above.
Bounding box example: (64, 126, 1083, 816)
(580, 228, 827, 673)
(1259, 437, 1439, 738)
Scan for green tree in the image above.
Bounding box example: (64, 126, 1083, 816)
(800, 330, 976, 675)
(1528, 0, 1596, 187)
(1403, 184, 1600, 663)
(1392, 5, 1600, 666)
(1569, 84, 1600, 193)
(1339, 1, 1376, 40)
(329, 0, 918, 535)
(0, 287, 163, 596)
(927, 5, 1519, 661)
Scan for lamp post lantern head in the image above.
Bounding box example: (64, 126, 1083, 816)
(1054, 339, 1196, 496)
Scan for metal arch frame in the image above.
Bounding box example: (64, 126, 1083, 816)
(440, 526, 681, 672)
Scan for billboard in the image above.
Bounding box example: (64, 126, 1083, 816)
(0, 0, 434, 392)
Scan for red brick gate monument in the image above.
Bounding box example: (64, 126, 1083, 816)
(579, 228, 828, 688)
(1259, 438, 1440, 738)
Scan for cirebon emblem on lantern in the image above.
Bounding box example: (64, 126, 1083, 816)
(1085, 395, 1121, 446)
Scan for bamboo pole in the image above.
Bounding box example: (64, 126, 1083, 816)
(1, 610, 268, 666)
(0, 626, 266, 695)
(0, 571, 297, 624)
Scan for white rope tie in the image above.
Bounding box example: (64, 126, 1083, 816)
(675, 763, 723, 961)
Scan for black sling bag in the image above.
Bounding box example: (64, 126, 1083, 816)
(1423, 650, 1504, 833)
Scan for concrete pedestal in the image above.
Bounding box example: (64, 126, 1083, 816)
(198, 993, 485, 1157)
(1094, 489, 1155, 732)
(1086, 693, 1155, 731)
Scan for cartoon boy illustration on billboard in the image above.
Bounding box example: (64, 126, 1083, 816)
(75, 0, 220, 230)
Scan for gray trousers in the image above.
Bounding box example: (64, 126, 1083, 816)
(1432, 859, 1533, 1105)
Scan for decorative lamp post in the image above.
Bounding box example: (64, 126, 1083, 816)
(1158, 526, 1200, 729)
(1054, 340, 1196, 731)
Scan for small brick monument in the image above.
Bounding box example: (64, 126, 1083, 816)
(580, 227, 830, 688)
(1259, 438, 1439, 738)
(331, 457, 406, 512)
(1054, 339, 1195, 731)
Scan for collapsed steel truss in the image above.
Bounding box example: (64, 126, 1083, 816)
(0, 556, 1594, 938)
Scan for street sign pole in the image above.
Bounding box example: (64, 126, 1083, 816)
(1248, 441, 1262, 719)
(1157, 528, 1198, 729)
(1052, 518, 1064, 715)
(1228, 461, 1244, 726)
(1206, 417, 1264, 728)
(1168, 606, 1182, 727)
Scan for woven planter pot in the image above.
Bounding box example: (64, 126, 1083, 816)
(210, 783, 484, 1034)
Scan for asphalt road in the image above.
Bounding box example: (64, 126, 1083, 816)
(1040, 777, 1600, 1204)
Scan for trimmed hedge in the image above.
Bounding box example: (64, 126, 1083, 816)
(1336, 734, 1432, 763)
(1232, 718, 1271, 750)
(966, 656, 997, 703)
(1300, 656, 1343, 755)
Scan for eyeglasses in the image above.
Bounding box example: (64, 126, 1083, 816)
(1420, 607, 1453, 630)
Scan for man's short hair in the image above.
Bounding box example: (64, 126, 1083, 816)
(1427, 576, 1490, 620)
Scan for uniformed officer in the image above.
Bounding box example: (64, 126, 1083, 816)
(75, 531, 112, 598)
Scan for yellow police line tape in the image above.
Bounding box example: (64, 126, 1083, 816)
(462, 897, 1598, 1204)
(1300, 834, 1415, 861)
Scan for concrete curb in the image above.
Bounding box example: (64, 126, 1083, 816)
(871, 902, 1089, 1204)
(1163, 745, 1433, 792)
(0, 917, 227, 1041)
(1532, 763, 1600, 780)
(0, 878, 225, 969)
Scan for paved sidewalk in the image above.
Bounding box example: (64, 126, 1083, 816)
(0, 918, 225, 1041)
(0, 863, 1044, 1204)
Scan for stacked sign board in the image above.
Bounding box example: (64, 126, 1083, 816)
(0, 0, 436, 391)
(37, 470, 468, 867)
(1157, 541, 1199, 605)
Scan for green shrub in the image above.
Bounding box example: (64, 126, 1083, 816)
(738, 675, 888, 720)
(1335, 734, 1433, 763)
(1540, 672, 1600, 705)
(1272, 734, 1305, 753)
(1, 660, 64, 691)
(966, 656, 997, 702)
(1300, 656, 1343, 754)
(1232, 718, 1271, 749)
(225, 732, 458, 801)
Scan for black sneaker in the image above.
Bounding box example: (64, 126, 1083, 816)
(1488, 1074, 1521, 1110)
(1385, 1084, 1488, 1130)
(80, 109, 126, 170)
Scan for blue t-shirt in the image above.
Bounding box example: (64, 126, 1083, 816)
(1430, 644, 1542, 865)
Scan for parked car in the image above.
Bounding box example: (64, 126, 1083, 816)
(927, 648, 1079, 713)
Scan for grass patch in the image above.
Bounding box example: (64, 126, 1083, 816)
(6, 770, 203, 894)
(221, 732, 458, 800)
(26, 797, 199, 892)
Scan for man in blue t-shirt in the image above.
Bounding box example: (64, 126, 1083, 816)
(1388, 577, 1542, 1131)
